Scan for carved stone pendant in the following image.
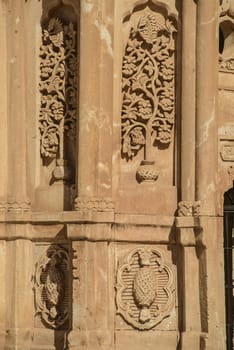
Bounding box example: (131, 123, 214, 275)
(116, 247, 175, 330)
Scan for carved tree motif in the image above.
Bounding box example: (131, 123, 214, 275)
(34, 245, 69, 329)
(121, 11, 176, 176)
(116, 247, 175, 330)
(39, 18, 77, 180)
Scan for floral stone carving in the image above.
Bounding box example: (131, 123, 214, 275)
(116, 247, 175, 330)
(34, 245, 70, 329)
(121, 11, 177, 182)
(39, 18, 77, 181)
(219, 56, 234, 73)
(74, 196, 114, 211)
(178, 201, 200, 217)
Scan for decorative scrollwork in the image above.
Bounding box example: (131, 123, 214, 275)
(219, 56, 234, 73)
(121, 10, 177, 161)
(74, 196, 114, 211)
(178, 201, 200, 217)
(34, 245, 69, 329)
(116, 247, 175, 330)
(39, 18, 77, 161)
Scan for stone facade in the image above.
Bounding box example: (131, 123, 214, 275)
(0, 0, 233, 349)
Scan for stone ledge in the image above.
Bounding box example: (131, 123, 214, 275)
(0, 211, 175, 226)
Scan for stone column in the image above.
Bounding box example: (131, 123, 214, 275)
(198, 216, 226, 349)
(5, 238, 34, 350)
(74, 0, 114, 211)
(0, 240, 6, 347)
(196, 0, 219, 215)
(176, 218, 201, 349)
(0, 0, 8, 210)
(68, 239, 112, 350)
(181, 0, 196, 202)
(6, 0, 30, 211)
(75, 2, 101, 200)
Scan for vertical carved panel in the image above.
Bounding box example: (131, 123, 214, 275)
(39, 16, 77, 181)
(121, 7, 177, 182)
(34, 245, 70, 329)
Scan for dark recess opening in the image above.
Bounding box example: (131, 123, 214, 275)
(224, 184, 234, 350)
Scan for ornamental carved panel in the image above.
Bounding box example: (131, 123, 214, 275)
(178, 201, 200, 217)
(219, 1, 234, 73)
(121, 8, 177, 182)
(116, 247, 175, 330)
(39, 17, 77, 181)
(34, 245, 70, 329)
(220, 136, 234, 161)
(221, 141, 234, 161)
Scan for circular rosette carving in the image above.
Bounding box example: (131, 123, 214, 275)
(34, 245, 70, 329)
(116, 247, 175, 330)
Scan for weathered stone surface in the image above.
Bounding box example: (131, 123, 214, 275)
(0, 0, 230, 349)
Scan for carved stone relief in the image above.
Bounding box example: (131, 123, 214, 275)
(39, 17, 77, 181)
(220, 137, 234, 161)
(34, 245, 70, 329)
(219, 0, 234, 72)
(74, 197, 114, 211)
(219, 126, 234, 168)
(0, 200, 30, 212)
(220, 0, 234, 16)
(121, 8, 177, 182)
(116, 247, 175, 330)
(178, 201, 200, 217)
